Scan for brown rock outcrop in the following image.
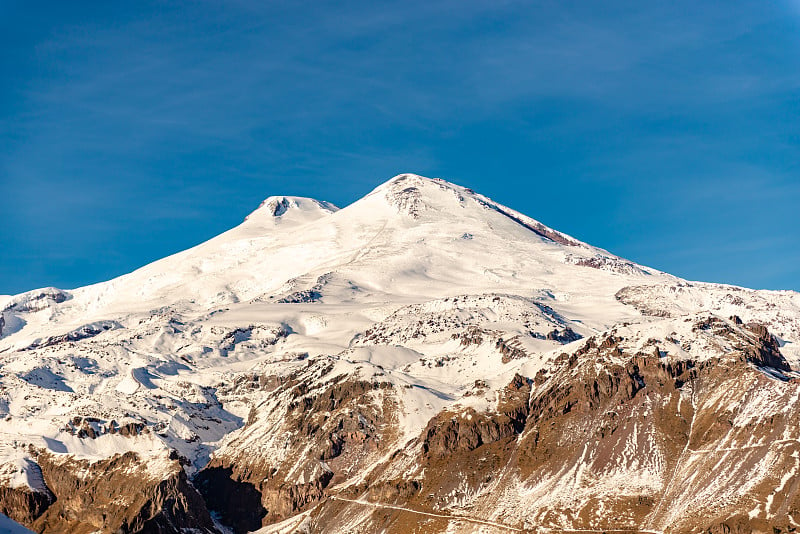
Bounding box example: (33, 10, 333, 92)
(293, 317, 800, 533)
(3, 451, 220, 534)
(197, 371, 399, 532)
(0, 485, 54, 527)
(742, 323, 790, 371)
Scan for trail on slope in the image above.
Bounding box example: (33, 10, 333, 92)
(329, 496, 524, 532)
(328, 496, 665, 534)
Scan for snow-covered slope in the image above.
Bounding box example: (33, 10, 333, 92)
(0, 174, 798, 533)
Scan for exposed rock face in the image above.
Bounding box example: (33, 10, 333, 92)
(743, 323, 790, 371)
(565, 253, 649, 275)
(422, 374, 530, 461)
(495, 336, 529, 363)
(2, 288, 69, 314)
(197, 365, 400, 533)
(476, 198, 580, 246)
(0, 486, 54, 527)
(22, 321, 120, 350)
(61, 416, 149, 439)
(0, 452, 218, 534)
(260, 318, 800, 533)
(381, 174, 436, 218)
(264, 197, 292, 217)
(358, 295, 580, 360)
(277, 273, 332, 304)
(546, 326, 582, 343)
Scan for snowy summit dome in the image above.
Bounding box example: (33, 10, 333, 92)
(243, 196, 338, 224)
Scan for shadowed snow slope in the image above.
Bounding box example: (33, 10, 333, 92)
(0, 174, 799, 534)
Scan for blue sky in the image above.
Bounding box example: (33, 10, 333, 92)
(1, 0, 799, 294)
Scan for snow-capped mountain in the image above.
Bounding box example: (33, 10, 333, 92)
(1, 174, 799, 533)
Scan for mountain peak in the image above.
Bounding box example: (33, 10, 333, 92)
(372, 173, 461, 195)
(362, 174, 583, 248)
(244, 196, 338, 223)
(361, 173, 474, 219)
(381, 173, 434, 186)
